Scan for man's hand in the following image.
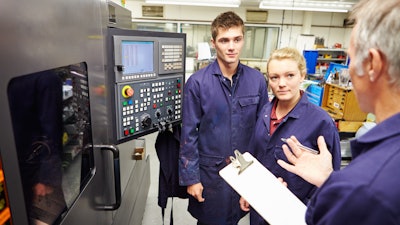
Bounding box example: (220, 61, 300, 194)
(277, 136, 333, 187)
(187, 183, 205, 202)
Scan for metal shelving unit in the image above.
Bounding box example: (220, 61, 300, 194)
(316, 48, 348, 65)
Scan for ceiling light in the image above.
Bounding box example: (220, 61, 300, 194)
(145, 0, 241, 8)
(259, 0, 354, 13)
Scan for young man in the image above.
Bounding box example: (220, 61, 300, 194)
(278, 0, 400, 224)
(179, 11, 269, 225)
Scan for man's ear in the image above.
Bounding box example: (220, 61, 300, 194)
(368, 48, 384, 82)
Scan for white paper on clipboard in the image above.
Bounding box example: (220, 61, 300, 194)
(219, 152, 307, 225)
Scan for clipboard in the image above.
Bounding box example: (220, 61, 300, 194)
(219, 151, 307, 225)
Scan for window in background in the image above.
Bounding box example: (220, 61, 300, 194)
(132, 21, 178, 33)
(132, 21, 280, 73)
(180, 23, 211, 58)
(242, 26, 279, 59)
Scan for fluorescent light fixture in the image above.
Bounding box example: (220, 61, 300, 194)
(259, 0, 355, 13)
(145, 0, 241, 8)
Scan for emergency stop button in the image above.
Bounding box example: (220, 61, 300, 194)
(122, 85, 134, 98)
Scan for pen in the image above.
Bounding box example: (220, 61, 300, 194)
(281, 138, 320, 155)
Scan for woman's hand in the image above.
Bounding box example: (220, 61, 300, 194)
(239, 197, 250, 211)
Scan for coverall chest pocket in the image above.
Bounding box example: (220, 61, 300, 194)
(238, 96, 260, 110)
(238, 96, 260, 128)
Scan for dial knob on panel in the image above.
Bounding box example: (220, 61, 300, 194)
(155, 110, 161, 119)
(122, 85, 134, 98)
(167, 107, 173, 116)
(141, 114, 152, 129)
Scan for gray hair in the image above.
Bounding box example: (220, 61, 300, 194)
(350, 0, 400, 87)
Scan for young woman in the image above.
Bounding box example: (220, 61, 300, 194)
(240, 47, 341, 225)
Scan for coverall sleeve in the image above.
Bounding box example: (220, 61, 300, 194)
(306, 181, 397, 225)
(179, 78, 202, 186)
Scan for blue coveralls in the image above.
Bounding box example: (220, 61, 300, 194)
(306, 113, 400, 225)
(249, 94, 341, 225)
(179, 59, 269, 225)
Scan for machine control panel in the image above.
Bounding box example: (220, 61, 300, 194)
(108, 28, 186, 143)
(116, 75, 183, 140)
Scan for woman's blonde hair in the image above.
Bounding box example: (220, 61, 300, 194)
(266, 47, 307, 77)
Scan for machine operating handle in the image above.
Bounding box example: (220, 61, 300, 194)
(95, 144, 122, 210)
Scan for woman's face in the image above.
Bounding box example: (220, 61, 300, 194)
(268, 58, 305, 102)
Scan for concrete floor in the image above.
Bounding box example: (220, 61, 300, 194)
(141, 132, 249, 225)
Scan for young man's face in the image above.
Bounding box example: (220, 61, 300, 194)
(211, 26, 244, 66)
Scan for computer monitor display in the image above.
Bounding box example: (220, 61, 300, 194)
(121, 40, 154, 75)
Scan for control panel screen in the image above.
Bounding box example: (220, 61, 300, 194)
(121, 40, 154, 75)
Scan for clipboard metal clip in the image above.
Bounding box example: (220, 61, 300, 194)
(229, 150, 253, 175)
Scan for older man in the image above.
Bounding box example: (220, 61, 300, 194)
(278, 0, 400, 224)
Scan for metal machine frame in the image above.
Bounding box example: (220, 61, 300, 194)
(0, 1, 164, 224)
